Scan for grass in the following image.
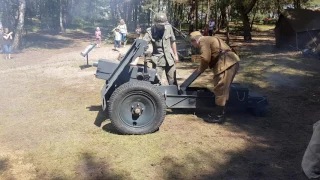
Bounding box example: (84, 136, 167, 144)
(310, 0, 320, 5)
(227, 23, 275, 36)
(252, 24, 275, 32)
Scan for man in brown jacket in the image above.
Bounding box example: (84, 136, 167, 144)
(190, 31, 240, 123)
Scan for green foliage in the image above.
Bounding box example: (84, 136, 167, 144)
(0, 0, 315, 42)
(310, 0, 320, 4)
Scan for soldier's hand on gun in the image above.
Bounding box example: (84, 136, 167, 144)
(194, 68, 202, 74)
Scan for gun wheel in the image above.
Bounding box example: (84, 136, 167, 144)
(108, 81, 166, 135)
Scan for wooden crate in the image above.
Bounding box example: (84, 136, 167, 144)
(191, 55, 202, 62)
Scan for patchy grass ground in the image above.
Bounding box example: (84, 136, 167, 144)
(252, 25, 275, 32)
(0, 29, 319, 180)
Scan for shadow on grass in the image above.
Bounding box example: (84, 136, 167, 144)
(87, 105, 123, 135)
(87, 105, 109, 128)
(23, 33, 73, 49)
(79, 64, 93, 70)
(158, 147, 306, 180)
(156, 42, 320, 179)
(74, 152, 132, 180)
(37, 152, 131, 180)
(63, 30, 93, 41)
(0, 158, 9, 174)
(102, 122, 123, 135)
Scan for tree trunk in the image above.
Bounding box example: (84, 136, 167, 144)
(110, 0, 116, 23)
(220, 3, 226, 29)
(12, 0, 26, 51)
(59, 0, 65, 33)
(226, 5, 230, 45)
(294, 0, 301, 9)
(68, 0, 74, 25)
(180, 3, 183, 31)
(134, 1, 138, 28)
(276, 0, 281, 15)
(237, 0, 258, 41)
(215, 0, 218, 23)
(127, 3, 132, 28)
(250, 8, 257, 31)
(217, 14, 222, 33)
(195, 0, 198, 30)
(173, 2, 177, 23)
(189, 0, 196, 33)
(167, 0, 171, 23)
(116, 0, 121, 21)
(242, 12, 252, 41)
(148, 9, 151, 27)
(206, 0, 210, 25)
(123, 3, 127, 22)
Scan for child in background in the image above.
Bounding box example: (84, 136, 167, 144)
(117, 19, 127, 47)
(95, 27, 102, 48)
(2, 28, 13, 59)
(135, 24, 142, 39)
(113, 28, 121, 51)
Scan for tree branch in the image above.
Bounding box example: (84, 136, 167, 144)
(245, 0, 258, 14)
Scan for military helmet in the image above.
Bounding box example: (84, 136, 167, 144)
(154, 12, 168, 25)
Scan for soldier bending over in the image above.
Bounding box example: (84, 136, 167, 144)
(190, 31, 240, 123)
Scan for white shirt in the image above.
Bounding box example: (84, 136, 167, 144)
(117, 24, 127, 34)
(114, 31, 121, 41)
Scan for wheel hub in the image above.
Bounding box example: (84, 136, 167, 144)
(131, 103, 144, 116)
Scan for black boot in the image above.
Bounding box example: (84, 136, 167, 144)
(203, 106, 226, 124)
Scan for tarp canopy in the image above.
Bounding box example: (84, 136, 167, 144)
(280, 9, 320, 32)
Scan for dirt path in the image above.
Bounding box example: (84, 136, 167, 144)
(0, 31, 319, 180)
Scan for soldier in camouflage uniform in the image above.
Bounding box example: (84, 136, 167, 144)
(143, 12, 179, 85)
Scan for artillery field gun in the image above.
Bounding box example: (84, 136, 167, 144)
(93, 39, 268, 135)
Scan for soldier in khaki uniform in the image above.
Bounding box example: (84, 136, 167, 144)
(143, 12, 179, 85)
(190, 31, 240, 123)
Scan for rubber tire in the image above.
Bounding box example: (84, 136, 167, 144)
(108, 81, 166, 135)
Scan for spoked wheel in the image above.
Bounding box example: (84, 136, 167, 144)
(108, 81, 166, 135)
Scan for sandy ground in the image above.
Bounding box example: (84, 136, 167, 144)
(0, 30, 319, 180)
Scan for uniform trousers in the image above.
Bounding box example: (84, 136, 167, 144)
(156, 63, 177, 86)
(212, 62, 239, 106)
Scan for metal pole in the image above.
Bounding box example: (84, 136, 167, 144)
(87, 54, 89, 66)
(306, 29, 318, 48)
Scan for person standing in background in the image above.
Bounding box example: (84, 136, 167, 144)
(95, 27, 102, 48)
(135, 24, 142, 39)
(2, 28, 13, 59)
(0, 27, 3, 53)
(112, 28, 121, 51)
(117, 19, 127, 47)
(208, 19, 215, 36)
